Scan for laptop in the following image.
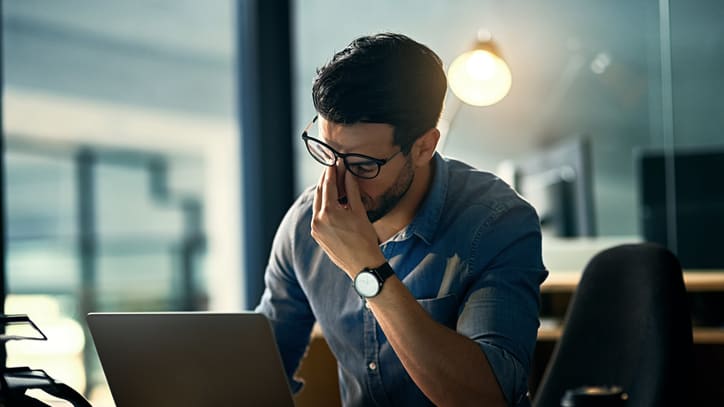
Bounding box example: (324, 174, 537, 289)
(87, 312, 295, 407)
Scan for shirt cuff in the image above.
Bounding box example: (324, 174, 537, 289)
(478, 341, 531, 406)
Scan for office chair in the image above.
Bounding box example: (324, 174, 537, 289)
(534, 243, 693, 407)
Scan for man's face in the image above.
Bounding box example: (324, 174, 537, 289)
(315, 116, 415, 223)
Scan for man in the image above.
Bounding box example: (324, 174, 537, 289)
(256, 33, 547, 406)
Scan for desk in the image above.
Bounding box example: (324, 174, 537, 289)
(294, 330, 341, 407)
(538, 270, 724, 344)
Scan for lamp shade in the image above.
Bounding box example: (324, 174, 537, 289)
(448, 39, 512, 107)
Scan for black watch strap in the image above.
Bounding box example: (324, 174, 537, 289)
(370, 262, 394, 282)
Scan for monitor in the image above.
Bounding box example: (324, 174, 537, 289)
(637, 146, 724, 269)
(505, 137, 596, 238)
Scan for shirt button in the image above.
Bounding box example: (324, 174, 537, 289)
(368, 362, 377, 371)
(364, 301, 371, 309)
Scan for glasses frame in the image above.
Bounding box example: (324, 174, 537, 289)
(301, 115, 402, 179)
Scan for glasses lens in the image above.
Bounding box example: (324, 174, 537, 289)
(305, 138, 336, 166)
(345, 156, 380, 179)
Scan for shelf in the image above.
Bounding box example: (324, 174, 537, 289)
(537, 327, 563, 342)
(541, 271, 724, 293)
(693, 327, 724, 344)
(537, 325, 724, 345)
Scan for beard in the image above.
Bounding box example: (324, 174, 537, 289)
(363, 157, 415, 223)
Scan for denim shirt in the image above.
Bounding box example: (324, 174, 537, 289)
(256, 153, 548, 406)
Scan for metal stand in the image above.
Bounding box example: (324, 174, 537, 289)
(0, 315, 91, 407)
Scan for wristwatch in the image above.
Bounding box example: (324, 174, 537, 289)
(353, 262, 394, 298)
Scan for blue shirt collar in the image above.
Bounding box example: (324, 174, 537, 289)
(389, 153, 448, 245)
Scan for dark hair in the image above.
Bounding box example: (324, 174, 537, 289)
(312, 33, 447, 154)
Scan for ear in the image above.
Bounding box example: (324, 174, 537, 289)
(410, 128, 440, 167)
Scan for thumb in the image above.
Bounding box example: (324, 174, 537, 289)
(344, 171, 365, 215)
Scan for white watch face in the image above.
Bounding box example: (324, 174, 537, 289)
(354, 271, 380, 297)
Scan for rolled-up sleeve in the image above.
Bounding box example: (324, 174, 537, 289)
(457, 203, 548, 406)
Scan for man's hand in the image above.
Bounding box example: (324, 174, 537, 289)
(311, 165, 386, 278)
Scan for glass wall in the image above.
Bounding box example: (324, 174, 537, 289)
(2, 1, 239, 405)
(292, 0, 724, 271)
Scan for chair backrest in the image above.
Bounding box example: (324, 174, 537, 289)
(534, 243, 693, 407)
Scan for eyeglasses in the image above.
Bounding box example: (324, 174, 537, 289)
(301, 115, 402, 179)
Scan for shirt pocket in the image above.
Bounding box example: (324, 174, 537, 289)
(416, 294, 458, 329)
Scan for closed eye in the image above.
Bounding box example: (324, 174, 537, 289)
(348, 162, 378, 175)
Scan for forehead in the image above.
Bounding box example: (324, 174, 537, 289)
(316, 116, 395, 152)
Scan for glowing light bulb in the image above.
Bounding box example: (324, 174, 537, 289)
(448, 47, 512, 106)
(466, 50, 497, 80)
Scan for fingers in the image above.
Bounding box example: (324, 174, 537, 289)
(344, 170, 365, 215)
(321, 165, 339, 209)
(313, 170, 324, 215)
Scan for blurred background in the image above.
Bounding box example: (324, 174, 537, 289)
(2, 0, 723, 405)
